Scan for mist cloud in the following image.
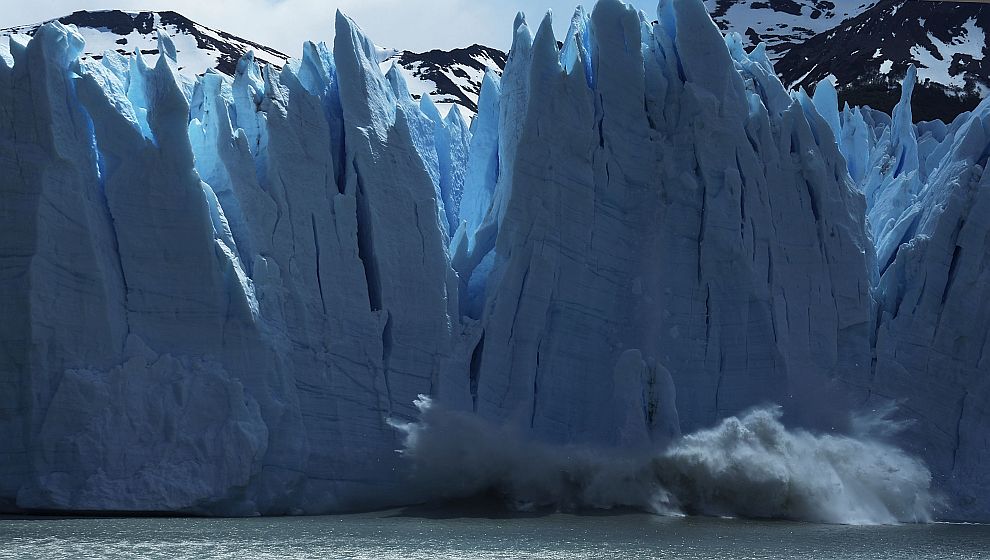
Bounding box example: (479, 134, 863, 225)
(390, 396, 936, 525)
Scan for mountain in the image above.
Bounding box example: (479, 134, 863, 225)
(7, 2, 990, 124)
(778, 0, 990, 122)
(0, 10, 289, 76)
(0, 10, 505, 117)
(6, 4, 987, 123)
(381, 46, 507, 113)
(706, 0, 990, 122)
(704, 0, 879, 59)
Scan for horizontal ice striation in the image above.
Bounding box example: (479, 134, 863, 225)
(0, 0, 985, 520)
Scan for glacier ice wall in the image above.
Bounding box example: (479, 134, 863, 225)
(0, 0, 986, 520)
(816, 67, 990, 522)
(454, 0, 874, 451)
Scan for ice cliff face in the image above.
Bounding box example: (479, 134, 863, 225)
(452, 1, 874, 448)
(0, 0, 986, 520)
(814, 70, 990, 522)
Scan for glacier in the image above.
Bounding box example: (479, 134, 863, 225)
(0, 0, 987, 521)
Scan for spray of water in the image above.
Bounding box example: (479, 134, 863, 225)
(390, 397, 935, 525)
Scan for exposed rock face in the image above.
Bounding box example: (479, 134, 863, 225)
(705, 0, 877, 59)
(781, 0, 990, 122)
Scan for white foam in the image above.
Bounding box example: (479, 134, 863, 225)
(391, 397, 935, 525)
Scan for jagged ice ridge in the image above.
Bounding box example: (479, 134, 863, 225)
(0, 0, 987, 521)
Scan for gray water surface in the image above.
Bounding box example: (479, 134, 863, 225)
(1, 509, 988, 559)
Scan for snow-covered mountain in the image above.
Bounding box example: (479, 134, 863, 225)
(6, 3, 987, 123)
(778, 0, 990, 122)
(1, 0, 990, 523)
(0, 10, 289, 76)
(705, 0, 990, 122)
(0, 10, 505, 116)
(704, 0, 879, 59)
(380, 46, 507, 113)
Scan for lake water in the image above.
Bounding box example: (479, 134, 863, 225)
(1, 508, 988, 559)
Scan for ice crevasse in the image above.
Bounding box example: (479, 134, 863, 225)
(0, 0, 986, 520)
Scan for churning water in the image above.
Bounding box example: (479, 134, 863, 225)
(2, 399, 980, 559)
(391, 398, 935, 524)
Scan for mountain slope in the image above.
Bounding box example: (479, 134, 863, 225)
(5, 4, 988, 123)
(380, 45, 507, 113)
(778, 0, 990, 121)
(0, 10, 289, 76)
(704, 0, 878, 59)
(0, 10, 506, 116)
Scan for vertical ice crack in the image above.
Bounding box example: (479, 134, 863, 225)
(311, 214, 327, 315)
(353, 162, 382, 311)
(468, 332, 485, 413)
(941, 244, 963, 307)
(952, 391, 968, 473)
(381, 310, 394, 413)
(531, 331, 546, 430)
(704, 284, 712, 354)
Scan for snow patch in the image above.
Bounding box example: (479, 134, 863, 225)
(910, 21, 984, 89)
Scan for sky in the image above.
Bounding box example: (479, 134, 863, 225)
(2, 0, 659, 56)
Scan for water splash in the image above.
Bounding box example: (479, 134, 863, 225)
(390, 397, 934, 525)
